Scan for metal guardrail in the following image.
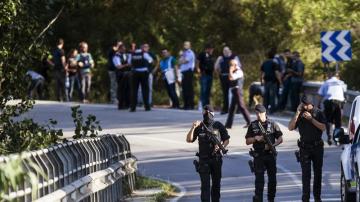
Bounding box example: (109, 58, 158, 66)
(302, 81, 360, 118)
(0, 134, 137, 202)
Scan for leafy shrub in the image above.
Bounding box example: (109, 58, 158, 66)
(71, 105, 102, 139)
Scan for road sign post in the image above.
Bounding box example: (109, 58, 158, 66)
(321, 30, 352, 72)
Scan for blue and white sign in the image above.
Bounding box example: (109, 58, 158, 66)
(321, 30, 352, 62)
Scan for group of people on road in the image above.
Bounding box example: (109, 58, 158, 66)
(260, 48, 305, 114)
(186, 64, 347, 201)
(106, 40, 249, 114)
(27, 39, 95, 103)
(27, 39, 309, 120)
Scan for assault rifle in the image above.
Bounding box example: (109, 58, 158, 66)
(257, 122, 277, 158)
(202, 122, 228, 155)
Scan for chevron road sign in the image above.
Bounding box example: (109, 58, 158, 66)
(321, 30, 352, 62)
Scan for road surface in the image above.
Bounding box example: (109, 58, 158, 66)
(24, 101, 342, 202)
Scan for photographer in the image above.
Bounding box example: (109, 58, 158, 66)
(246, 104, 283, 202)
(288, 95, 326, 202)
(186, 105, 230, 202)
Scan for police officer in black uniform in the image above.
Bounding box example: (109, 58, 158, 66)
(186, 105, 230, 202)
(246, 104, 283, 202)
(288, 95, 326, 202)
(130, 46, 153, 112)
(113, 44, 131, 110)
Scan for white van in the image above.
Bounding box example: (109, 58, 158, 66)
(340, 95, 360, 202)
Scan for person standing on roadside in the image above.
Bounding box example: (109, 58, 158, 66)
(225, 59, 251, 129)
(157, 48, 180, 108)
(51, 38, 66, 102)
(138, 43, 157, 106)
(289, 51, 304, 112)
(77, 41, 95, 103)
(108, 40, 122, 104)
(130, 44, 153, 112)
(197, 43, 215, 107)
(65, 49, 82, 101)
(113, 44, 132, 110)
(288, 95, 326, 202)
(214, 47, 241, 114)
(276, 49, 293, 111)
(261, 48, 282, 114)
(179, 41, 196, 110)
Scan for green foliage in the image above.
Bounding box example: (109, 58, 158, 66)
(0, 155, 46, 200)
(0, 117, 63, 155)
(71, 105, 102, 139)
(135, 175, 177, 202)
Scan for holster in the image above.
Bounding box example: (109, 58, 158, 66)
(295, 150, 300, 163)
(193, 159, 200, 173)
(248, 160, 255, 173)
(297, 139, 324, 149)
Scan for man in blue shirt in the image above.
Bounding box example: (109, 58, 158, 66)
(157, 48, 180, 108)
(179, 41, 196, 110)
(130, 45, 153, 112)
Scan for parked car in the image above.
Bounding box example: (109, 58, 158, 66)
(339, 95, 360, 202)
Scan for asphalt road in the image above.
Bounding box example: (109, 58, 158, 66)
(24, 101, 343, 202)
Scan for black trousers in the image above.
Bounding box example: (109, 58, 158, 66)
(117, 71, 131, 109)
(290, 81, 302, 112)
(54, 70, 65, 101)
(181, 70, 194, 109)
(264, 81, 278, 113)
(225, 86, 251, 128)
(253, 153, 277, 202)
(323, 100, 342, 137)
(164, 78, 180, 108)
(220, 75, 230, 113)
(300, 145, 324, 202)
(130, 71, 150, 111)
(198, 158, 222, 202)
(277, 78, 290, 110)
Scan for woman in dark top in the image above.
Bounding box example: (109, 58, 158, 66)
(65, 49, 82, 101)
(225, 59, 251, 128)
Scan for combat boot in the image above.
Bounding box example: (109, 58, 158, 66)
(252, 195, 263, 202)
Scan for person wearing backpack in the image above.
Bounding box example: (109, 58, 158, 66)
(77, 41, 95, 103)
(261, 48, 282, 114)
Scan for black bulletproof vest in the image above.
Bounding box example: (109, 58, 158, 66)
(251, 120, 276, 151)
(131, 51, 147, 69)
(197, 122, 220, 158)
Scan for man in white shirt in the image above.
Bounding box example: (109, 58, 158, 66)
(318, 70, 347, 145)
(179, 41, 196, 110)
